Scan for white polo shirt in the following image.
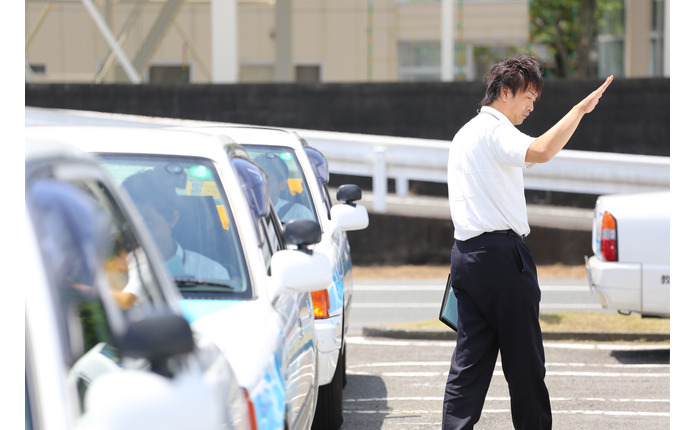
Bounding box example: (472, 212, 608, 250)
(447, 106, 536, 241)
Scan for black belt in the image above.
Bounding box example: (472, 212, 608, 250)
(486, 229, 522, 239)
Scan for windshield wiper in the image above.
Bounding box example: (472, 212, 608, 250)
(174, 278, 238, 291)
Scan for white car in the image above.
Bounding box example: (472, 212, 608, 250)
(585, 191, 670, 317)
(181, 125, 369, 429)
(25, 137, 252, 430)
(25, 125, 332, 430)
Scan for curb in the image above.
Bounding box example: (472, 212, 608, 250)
(362, 327, 670, 343)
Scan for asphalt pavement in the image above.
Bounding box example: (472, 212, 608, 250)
(344, 276, 670, 429)
(341, 336, 670, 429)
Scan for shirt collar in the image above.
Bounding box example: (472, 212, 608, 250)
(174, 240, 185, 261)
(480, 106, 512, 125)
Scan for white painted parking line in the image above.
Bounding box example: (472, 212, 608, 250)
(347, 336, 669, 351)
(545, 362, 669, 369)
(352, 302, 442, 308)
(546, 370, 668, 377)
(553, 410, 670, 417)
(543, 342, 669, 351)
(352, 302, 604, 310)
(375, 370, 668, 378)
(351, 361, 451, 368)
(354, 284, 590, 292)
(345, 396, 670, 404)
(344, 409, 669, 418)
(345, 396, 444, 403)
(344, 396, 671, 418)
(350, 361, 668, 371)
(540, 303, 604, 309)
(347, 336, 456, 347)
(353, 284, 447, 292)
(382, 371, 448, 377)
(353, 302, 604, 310)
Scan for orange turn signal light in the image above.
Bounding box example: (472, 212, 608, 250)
(311, 289, 330, 319)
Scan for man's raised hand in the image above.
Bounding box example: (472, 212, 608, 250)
(580, 75, 614, 115)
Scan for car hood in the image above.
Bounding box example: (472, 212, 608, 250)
(179, 298, 282, 389)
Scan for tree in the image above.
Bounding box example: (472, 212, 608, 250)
(530, 0, 621, 78)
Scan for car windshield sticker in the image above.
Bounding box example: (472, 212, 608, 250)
(189, 165, 212, 180)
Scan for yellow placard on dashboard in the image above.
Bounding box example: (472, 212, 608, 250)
(201, 181, 221, 199)
(216, 205, 230, 230)
(287, 178, 304, 196)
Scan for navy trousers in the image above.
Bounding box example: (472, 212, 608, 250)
(442, 232, 552, 430)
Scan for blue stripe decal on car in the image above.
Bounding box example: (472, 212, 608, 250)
(178, 299, 241, 323)
(328, 271, 343, 314)
(252, 355, 286, 430)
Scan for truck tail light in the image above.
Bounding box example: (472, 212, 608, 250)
(311, 289, 330, 319)
(243, 388, 258, 430)
(600, 211, 618, 261)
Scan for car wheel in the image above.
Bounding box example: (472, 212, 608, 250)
(311, 345, 344, 430)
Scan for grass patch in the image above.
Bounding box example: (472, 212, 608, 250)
(353, 264, 587, 280)
(386, 312, 670, 334)
(539, 312, 670, 333)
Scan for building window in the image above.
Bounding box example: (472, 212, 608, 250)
(650, 0, 665, 76)
(148, 64, 191, 84)
(398, 41, 440, 81)
(597, 1, 625, 78)
(29, 64, 46, 74)
(398, 41, 517, 82)
(239, 63, 321, 83)
(296, 65, 321, 83)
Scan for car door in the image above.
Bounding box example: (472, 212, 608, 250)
(239, 158, 318, 429)
(75, 156, 250, 428)
(25, 157, 226, 429)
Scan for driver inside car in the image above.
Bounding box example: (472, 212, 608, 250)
(255, 153, 313, 223)
(121, 169, 230, 283)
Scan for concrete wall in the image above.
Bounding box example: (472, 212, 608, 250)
(346, 213, 591, 266)
(26, 77, 669, 156)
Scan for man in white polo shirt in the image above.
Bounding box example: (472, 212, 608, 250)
(442, 54, 613, 430)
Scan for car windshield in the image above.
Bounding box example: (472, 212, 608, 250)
(242, 145, 318, 224)
(100, 155, 251, 298)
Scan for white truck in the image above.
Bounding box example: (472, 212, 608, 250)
(585, 191, 670, 318)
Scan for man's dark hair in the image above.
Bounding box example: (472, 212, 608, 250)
(254, 152, 289, 181)
(121, 169, 178, 220)
(481, 54, 544, 106)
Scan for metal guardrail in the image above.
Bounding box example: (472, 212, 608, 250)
(293, 127, 671, 213)
(26, 107, 670, 220)
(335, 188, 595, 231)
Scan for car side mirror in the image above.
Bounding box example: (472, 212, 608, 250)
(331, 184, 369, 231)
(114, 312, 195, 377)
(270, 219, 331, 297)
(270, 249, 332, 297)
(336, 184, 362, 206)
(283, 219, 322, 253)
